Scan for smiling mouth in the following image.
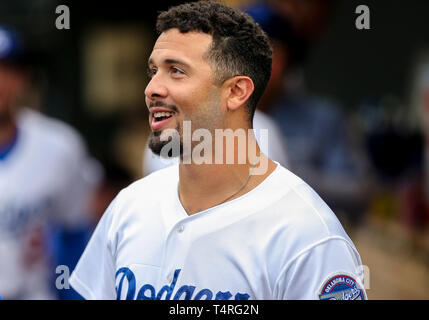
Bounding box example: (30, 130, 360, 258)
(150, 110, 177, 131)
(153, 111, 175, 122)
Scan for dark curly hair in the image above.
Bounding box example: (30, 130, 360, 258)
(156, 0, 273, 123)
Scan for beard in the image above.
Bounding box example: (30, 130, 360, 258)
(148, 128, 183, 158)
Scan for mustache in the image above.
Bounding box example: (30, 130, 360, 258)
(149, 101, 178, 113)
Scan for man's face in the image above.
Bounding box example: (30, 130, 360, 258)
(145, 29, 224, 157)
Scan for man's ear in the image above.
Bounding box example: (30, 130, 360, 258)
(223, 76, 254, 111)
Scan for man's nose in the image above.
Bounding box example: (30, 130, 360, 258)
(144, 74, 168, 99)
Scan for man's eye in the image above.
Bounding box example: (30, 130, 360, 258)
(147, 68, 157, 78)
(171, 67, 184, 75)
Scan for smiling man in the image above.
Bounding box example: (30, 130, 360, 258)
(70, 0, 366, 300)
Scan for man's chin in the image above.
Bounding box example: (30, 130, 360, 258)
(148, 130, 182, 159)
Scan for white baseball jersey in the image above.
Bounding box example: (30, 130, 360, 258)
(0, 108, 101, 299)
(142, 109, 290, 175)
(70, 162, 366, 300)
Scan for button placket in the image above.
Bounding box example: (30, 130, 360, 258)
(162, 220, 191, 285)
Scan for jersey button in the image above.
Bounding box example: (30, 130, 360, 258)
(177, 224, 185, 233)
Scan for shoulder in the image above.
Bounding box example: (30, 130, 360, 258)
(258, 165, 362, 289)
(17, 108, 87, 157)
(265, 164, 355, 249)
(99, 165, 178, 236)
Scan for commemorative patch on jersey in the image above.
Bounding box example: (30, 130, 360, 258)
(318, 273, 366, 300)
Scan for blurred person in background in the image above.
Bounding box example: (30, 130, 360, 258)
(0, 25, 101, 299)
(244, 0, 369, 225)
(53, 158, 133, 299)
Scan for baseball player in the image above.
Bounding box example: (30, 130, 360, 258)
(0, 26, 101, 299)
(70, 0, 366, 300)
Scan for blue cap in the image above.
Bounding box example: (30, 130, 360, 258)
(243, 3, 308, 64)
(244, 3, 294, 44)
(0, 26, 27, 65)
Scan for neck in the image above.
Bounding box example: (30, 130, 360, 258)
(178, 128, 276, 215)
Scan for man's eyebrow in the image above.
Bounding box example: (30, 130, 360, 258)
(148, 57, 190, 68)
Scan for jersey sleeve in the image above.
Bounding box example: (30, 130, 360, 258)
(274, 237, 367, 300)
(69, 197, 118, 300)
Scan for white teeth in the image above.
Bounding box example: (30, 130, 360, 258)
(154, 111, 174, 118)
